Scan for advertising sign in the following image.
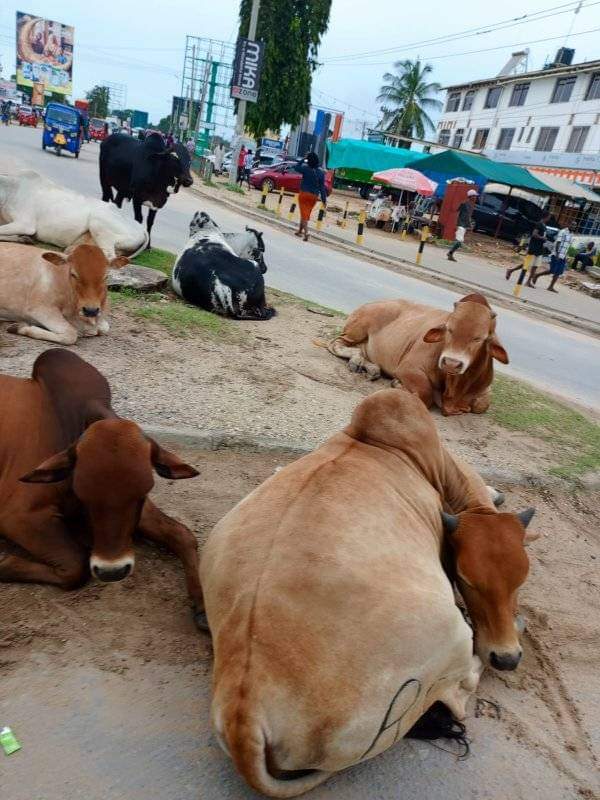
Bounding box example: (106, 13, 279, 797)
(16, 12, 74, 96)
(230, 38, 264, 103)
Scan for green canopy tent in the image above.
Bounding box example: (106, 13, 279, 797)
(326, 139, 428, 189)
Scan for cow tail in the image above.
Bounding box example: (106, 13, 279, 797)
(313, 336, 355, 359)
(224, 713, 330, 799)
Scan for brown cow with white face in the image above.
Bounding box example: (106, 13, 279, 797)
(0, 350, 204, 622)
(0, 242, 127, 344)
(327, 293, 508, 416)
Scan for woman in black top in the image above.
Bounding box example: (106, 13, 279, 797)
(295, 152, 327, 242)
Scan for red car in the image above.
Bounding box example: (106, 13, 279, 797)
(89, 117, 107, 141)
(250, 160, 334, 196)
(18, 105, 38, 127)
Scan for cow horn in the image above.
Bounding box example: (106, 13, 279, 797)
(517, 507, 536, 528)
(440, 511, 460, 534)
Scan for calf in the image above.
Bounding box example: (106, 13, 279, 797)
(0, 349, 204, 621)
(100, 132, 193, 246)
(171, 212, 275, 320)
(328, 293, 508, 415)
(0, 243, 127, 344)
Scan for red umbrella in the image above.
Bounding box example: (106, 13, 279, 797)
(371, 167, 438, 197)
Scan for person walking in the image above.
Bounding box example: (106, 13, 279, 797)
(505, 211, 551, 287)
(243, 149, 254, 188)
(530, 222, 573, 293)
(447, 189, 478, 262)
(236, 146, 247, 185)
(295, 152, 327, 242)
(186, 136, 195, 157)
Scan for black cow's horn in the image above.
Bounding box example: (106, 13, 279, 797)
(517, 507, 536, 528)
(440, 511, 459, 534)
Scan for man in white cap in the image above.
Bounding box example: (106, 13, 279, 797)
(447, 189, 479, 262)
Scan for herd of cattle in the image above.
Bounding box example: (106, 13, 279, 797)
(0, 136, 539, 797)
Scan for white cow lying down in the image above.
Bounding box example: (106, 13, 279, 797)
(0, 170, 148, 258)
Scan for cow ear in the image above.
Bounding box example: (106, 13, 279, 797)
(489, 335, 509, 364)
(109, 256, 130, 270)
(423, 325, 446, 343)
(42, 251, 67, 267)
(20, 445, 77, 483)
(149, 438, 199, 480)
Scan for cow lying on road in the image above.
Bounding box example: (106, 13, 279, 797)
(0, 349, 203, 621)
(200, 388, 536, 796)
(328, 293, 508, 415)
(0, 170, 148, 257)
(100, 132, 193, 247)
(171, 212, 275, 320)
(0, 243, 127, 344)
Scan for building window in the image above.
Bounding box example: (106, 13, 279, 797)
(585, 73, 600, 100)
(526, 128, 534, 143)
(551, 77, 576, 103)
(452, 128, 464, 149)
(464, 127, 472, 141)
(473, 128, 489, 149)
(509, 82, 530, 106)
(535, 127, 559, 151)
(445, 92, 461, 112)
(496, 128, 516, 150)
(462, 90, 475, 111)
(517, 127, 525, 142)
(484, 87, 502, 108)
(566, 126, 590, 153)
(438, 129, 451, 146)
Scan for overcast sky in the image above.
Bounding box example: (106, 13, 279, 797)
(1, 0, 598, 133)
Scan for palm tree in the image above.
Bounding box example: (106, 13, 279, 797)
(377, 60, 442, 140)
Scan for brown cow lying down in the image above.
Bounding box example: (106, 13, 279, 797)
(200, 388, 537, 797)
(0, 349, 204, 623)
(0, 242, 128, 345)
(327, 292, 509, 416)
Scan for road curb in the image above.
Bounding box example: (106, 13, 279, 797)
(190, 184, 600, 338)
(145, 424, 600, 491)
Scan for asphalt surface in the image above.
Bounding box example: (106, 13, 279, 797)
(1, 124, 599, 409)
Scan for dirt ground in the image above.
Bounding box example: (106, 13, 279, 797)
(1, 296, 599, 799)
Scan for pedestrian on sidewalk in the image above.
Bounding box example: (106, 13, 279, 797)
(505, 211, 551, 287)
(295, 152, 327, 242)
(236, 146, 247, 185)
(572, 240, 597, 273)
(530, 222, 573, 293)
(242, 149, 254, 188)
(447, 189, 478, 262)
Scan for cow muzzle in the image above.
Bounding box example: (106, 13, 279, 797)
(439, 354, 467, 374)
(90, 555, 135, 583)
(82, 306, 100, 318)
(489, 649, 522, 671)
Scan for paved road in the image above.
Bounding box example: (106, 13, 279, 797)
(1, 125, 599, 409)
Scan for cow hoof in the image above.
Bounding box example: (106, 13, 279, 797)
(348, 360, 362, 374)
(6, 323, 21, 335)
(193, 608, 210, 634)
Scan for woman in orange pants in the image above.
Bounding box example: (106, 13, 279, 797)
(295, 152, 327, 242)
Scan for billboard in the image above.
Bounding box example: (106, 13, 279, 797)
(230, 38, 264, 103)
(16, 12, 74, 96)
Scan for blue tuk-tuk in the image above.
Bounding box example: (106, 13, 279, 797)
(42, 103, 83, 158)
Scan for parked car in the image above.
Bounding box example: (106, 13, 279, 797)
(249, 160, 334, 195)
(472, 192, 556, 241)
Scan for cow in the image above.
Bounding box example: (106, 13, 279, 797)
(0, 349, 204, 623)
(327, 293, 508, 416)
(100, 132, 193, 246)
(171, 212, 275, 320)
(200, 388, 537, 797)
(222, 226, 267, 273)
(0, 242, 127, 344)
(0, 170, 148, 258)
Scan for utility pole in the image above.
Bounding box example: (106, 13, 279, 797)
(228, 0, 260, 184)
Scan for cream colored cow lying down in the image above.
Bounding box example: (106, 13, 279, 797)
(200, 389, 537, 797)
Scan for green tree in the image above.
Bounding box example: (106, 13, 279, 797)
(156, 115, 171, 133)
(377, 60, 442, 140)
(85, 85, 110, 118)
(238, 0, 332, 138)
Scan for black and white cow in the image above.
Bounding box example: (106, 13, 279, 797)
(99, 132, 193, 247)
(171, 212, 275, 321)
(222, 226, 266, 273)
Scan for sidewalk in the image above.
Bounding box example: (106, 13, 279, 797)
(193, 181, 600, 335)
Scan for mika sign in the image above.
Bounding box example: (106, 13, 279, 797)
(231, 38, 264, 103)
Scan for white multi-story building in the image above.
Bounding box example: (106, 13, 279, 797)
(437, 49, 600, 182)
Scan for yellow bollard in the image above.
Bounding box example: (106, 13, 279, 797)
(356, 209, 366, 245)
(415, 225, 430, 266)
(513, 253, 533, 298)
(400, 218, 409, 240)
(288, 193, 298, 221)
(316, 202, 326, 231)
(341, 200, 349, 228)
(276, 185, 285, 216)
(260, 183, 269, 207)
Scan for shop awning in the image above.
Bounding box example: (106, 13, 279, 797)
(326, 139, 427, 173)
(408, 149, 553, 194)
(528, 170, 600, 203)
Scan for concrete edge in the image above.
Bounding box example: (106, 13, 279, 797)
(145, 424, 600, 491)
(189, 184, 600, 339)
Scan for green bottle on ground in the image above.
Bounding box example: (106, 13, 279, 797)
(0, 726, 21, 755)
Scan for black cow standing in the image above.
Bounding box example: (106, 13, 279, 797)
(99, 132, 193, 247)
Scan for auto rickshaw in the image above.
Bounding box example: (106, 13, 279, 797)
(18, 104, 38, 127)
(42, 103, 83, 158)
(89, 117, 107, 142)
